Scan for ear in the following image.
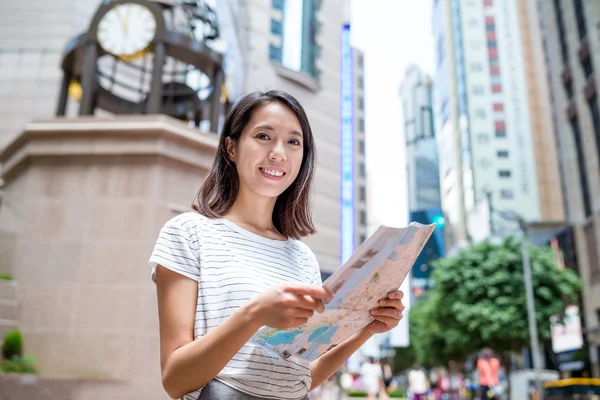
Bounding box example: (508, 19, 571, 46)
(225, 137, 236, 161)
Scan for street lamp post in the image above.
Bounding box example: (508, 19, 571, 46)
(498, 212, 544, 400)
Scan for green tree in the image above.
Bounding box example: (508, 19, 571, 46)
(430, 236, 580, 355)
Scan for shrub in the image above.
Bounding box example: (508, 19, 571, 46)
(0, 274, 12, 281)
(0, 355, 36, 374)
(2, 330, 23, 360)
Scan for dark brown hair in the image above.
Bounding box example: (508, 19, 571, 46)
(192, 90, 317, 239)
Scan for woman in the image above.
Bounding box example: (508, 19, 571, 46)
(149, 90, 405, 400)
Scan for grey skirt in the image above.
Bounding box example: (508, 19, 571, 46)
(194, 379, 309, 400)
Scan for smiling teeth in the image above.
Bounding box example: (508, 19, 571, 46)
(262, 168, 284, 177)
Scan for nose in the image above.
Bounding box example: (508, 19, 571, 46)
(269, 141, 286, 162)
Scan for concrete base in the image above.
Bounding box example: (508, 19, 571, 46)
(0, 115, 218, 399)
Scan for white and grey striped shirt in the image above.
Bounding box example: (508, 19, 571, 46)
(149, 212, 322, 400)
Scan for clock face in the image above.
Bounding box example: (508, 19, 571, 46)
(97, 3, 157, 58)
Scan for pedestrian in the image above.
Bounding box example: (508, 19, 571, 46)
(408, 364, 429, 400)
(360, 357, 383, 400)
(476, 348, 500, 400)
(150, 90, 407, 400)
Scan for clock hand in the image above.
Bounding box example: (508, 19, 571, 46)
(115, 5, 127, 34)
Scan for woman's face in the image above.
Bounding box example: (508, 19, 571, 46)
(228, 102, 305, 200)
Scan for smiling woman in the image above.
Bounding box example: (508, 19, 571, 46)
(148, 90, 406, 400)
(194, 90, 317, 239)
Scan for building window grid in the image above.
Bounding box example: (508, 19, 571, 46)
(486, 16, 505, 137)
(553, 0, 569, 63)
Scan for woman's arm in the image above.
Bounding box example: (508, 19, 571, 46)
(156, 266, 331, 399)
(309, 329, 374, 390)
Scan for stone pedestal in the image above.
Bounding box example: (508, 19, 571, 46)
(0, 115, 218, 399)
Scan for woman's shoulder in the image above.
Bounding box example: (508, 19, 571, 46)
(162, 211, 220, 236)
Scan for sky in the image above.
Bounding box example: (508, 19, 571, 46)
(351, 0, 435, 231)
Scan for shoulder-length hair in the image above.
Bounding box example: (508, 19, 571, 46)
(192, 90, 317, 239)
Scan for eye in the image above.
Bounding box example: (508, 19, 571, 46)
(255, 133, 270, 140)
(289, 139, 302, 146)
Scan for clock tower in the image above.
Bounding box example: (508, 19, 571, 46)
(57, 0, 226, 130)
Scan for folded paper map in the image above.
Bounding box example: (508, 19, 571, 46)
(249, 222, 436, 362)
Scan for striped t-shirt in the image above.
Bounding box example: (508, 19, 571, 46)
(149, 212, 322, 400)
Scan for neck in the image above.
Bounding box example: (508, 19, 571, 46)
(223, 186, 279, 234)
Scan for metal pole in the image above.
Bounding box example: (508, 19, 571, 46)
(521, 226, 544, 400)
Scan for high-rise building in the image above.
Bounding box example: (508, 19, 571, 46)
(432, 0, 564, 254)
(538, 0, 600, 376)
(400, 65, 445, 298)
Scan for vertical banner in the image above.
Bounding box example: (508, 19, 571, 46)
(340, 24, 355, 265)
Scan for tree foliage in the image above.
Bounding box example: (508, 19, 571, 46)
(408, 236, 581, 366)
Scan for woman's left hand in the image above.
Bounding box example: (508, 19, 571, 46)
(363, 290, 405, 335)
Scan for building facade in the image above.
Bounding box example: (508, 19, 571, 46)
(0, 0, 357, 274)
(432, 0, 564, 254)
(538, 0, 600, 376)
(400, 65, 445, 298)
(0, 0, 358, 397)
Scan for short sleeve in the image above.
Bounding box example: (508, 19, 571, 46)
(305, 245, 322, 286)
(149, 214, 200, 283)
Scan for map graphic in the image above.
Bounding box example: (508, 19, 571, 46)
(249, 223, 436, 362)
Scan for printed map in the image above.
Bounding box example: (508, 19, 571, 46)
(249, 223, 436, 362)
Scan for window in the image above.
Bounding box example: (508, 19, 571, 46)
(493, 103, 504, 111)
(495, 121, 506, 131)
(358, 54, 364, 68)
(492, 84, 502, 93)
(359, 163, 366, 178)
(270, 19, 283, 35)
(472, 85, 484, 95)
(359, 234, 367, 244)
(358, 76, 364, 89)
(358, 97, 364, 110)
(552, 0, 569, 62)
(583, 59, 593, 78)
(269, 44, 282, 62)
(487, 40, 497, 49)
(360, 210, 367, 226)
(358, 119, 365, 133)
(471, 63, 483, 71)
(358, 139, 365, 154)
(497, 150, 509, 158)
(469, 17, 478, 27)
(500, 189, 514, 199)
(490, 65, 500, 75)
(359, 186, 366, 201)
(484, 0, 493, 6)
(572, 120, 591, 216)
(573, 0, 587, 40)
(474, 109, 486, 119)
(498, 170, 511, 178)
(589, 98, 600, 185)
(495, 130, 507, 138)
(270, 0, 321, 79)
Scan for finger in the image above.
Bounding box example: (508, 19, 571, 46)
(379, 298, 404, 311)
(292, 308, 315, 319)
(294, 294, 326, 313)
(371, 307, 402, 319)
(371, 315, 399, 328)
(387, 290, 404, 300)
(284, 283, 333, 301)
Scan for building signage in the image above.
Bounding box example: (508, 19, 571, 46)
(340, 24, 355, 264)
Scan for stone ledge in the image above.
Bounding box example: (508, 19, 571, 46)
(0, 374, 124, 400)
(0, 115, 219, 182)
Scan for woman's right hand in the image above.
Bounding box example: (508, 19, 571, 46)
(246, 283, 333, 329)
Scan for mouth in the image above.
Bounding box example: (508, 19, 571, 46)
(259, 167, 287, 181)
